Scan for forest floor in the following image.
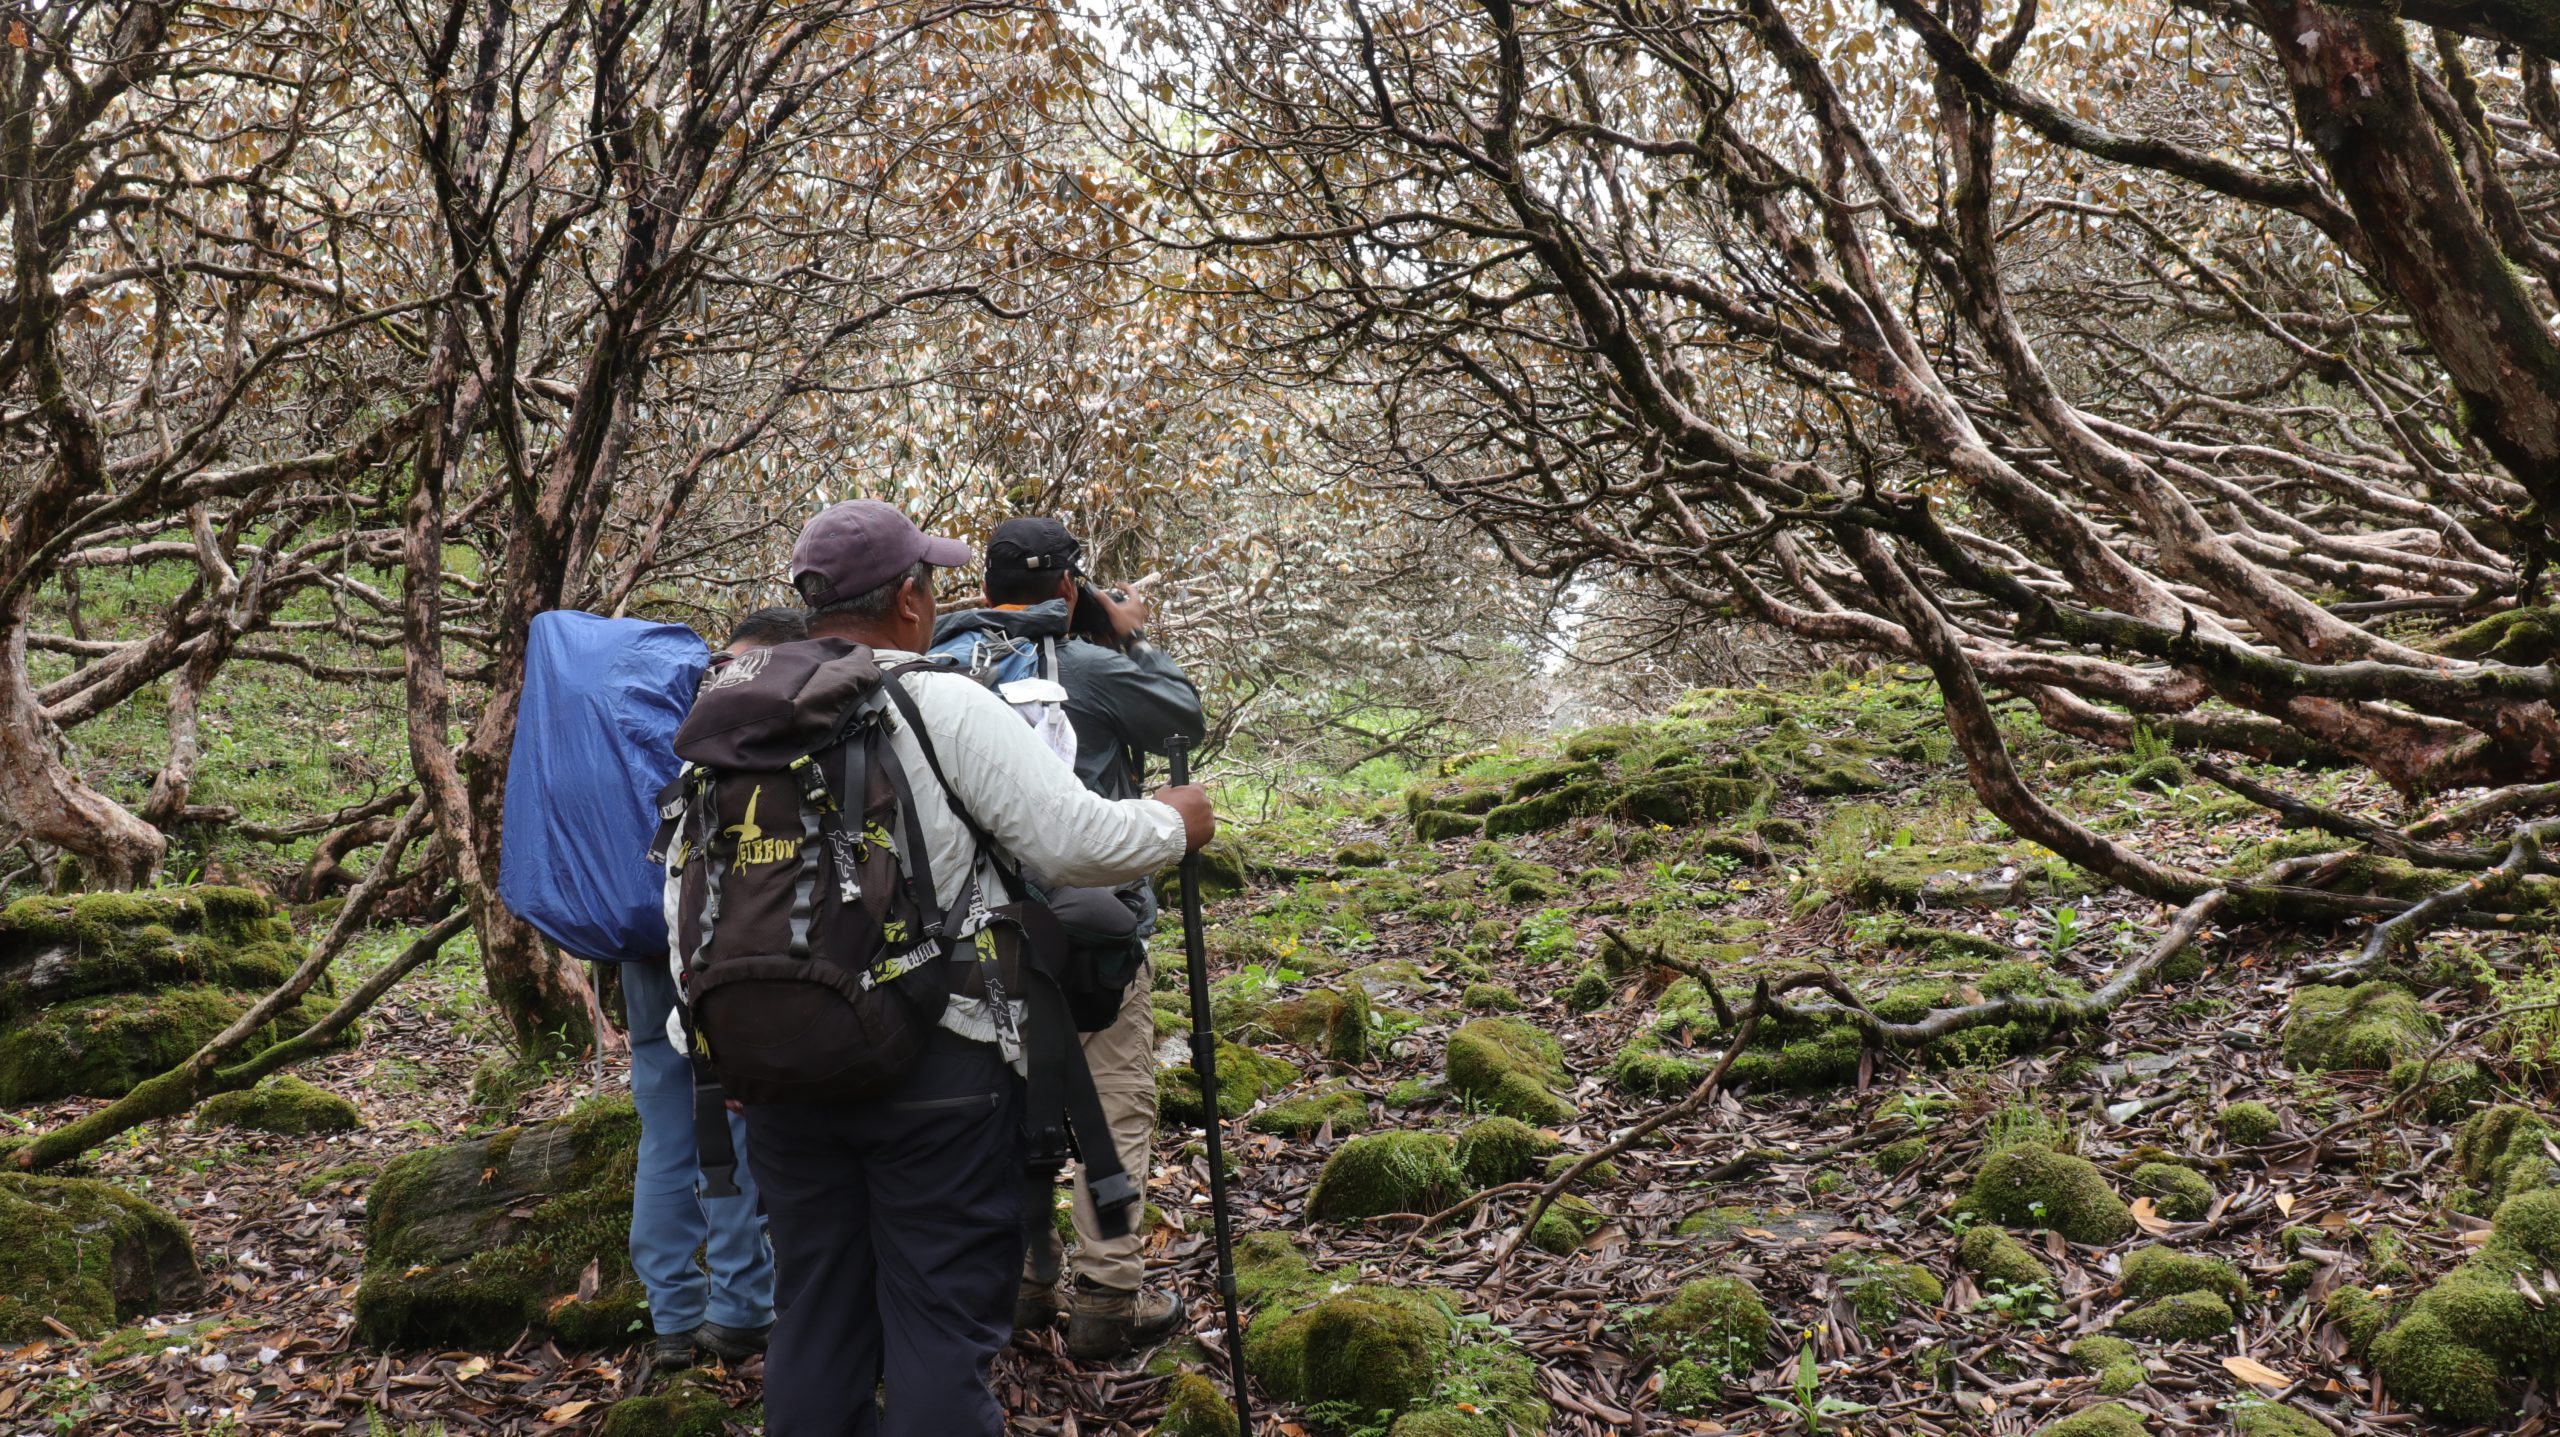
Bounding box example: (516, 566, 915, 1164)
(7, 671, 2551, 1436)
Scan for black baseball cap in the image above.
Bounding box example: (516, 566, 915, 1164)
(985, 517, 1083, 575)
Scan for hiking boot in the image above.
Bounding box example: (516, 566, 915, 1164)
(1065, 1279, 1182, 1360)
(1014, 1277, 1064, 1337)
(650, 1331, 696, 1372)
(692, 1320, 772, 1362)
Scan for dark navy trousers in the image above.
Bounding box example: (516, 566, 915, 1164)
(743, 1033, 1027, 1437)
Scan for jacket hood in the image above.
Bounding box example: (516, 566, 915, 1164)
(932, 599, 1071, 645)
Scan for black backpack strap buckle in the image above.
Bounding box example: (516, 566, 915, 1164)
(691, 1058, 742, 1200)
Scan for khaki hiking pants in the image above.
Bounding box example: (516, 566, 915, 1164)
(1029, 960, 1158, 1292)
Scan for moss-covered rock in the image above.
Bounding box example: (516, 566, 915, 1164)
(2112, 1290, 2234, 1340)
(1460, 983, 1520, 1012)
(1414, 809, 1486, 842)
(0, 887, 297, 1021)
(2118, 1246, 2247, 1307)
(1444, 1017, 1574, 1124)
(1958, 1227, 2053, 1290)
(1155, 1371, 1243, 1437)
(1247, 1085, 1370, 1139)
(1335, 842, 1391, 869)
(354, 1097, 647, 1347)
(2281, 981, 2437, 1073)
(1233, 1244, 1544, 1435)
(1623, 1277, 1768, 1396)
(195, 1074, 359, 1135)
(2125, 1162, 2214, 1222)
(1302, 1297, 1449, 1413)
(598, 1372, 728, 1437)
(1453, 1116, 1550, 1188)
(1526, 1195, 1605, 1255)
(2323, 1286, 2394, 1355)
(1161, 1042, 1301, 1126)
(1874, 1137, 1928, 1176)
(0, 888, 346, 1106)
(1826, 1250, 1943, 1330)
(2033, 1403, 2148, 1437)
(2216, 1100, 2281, 1146)
(2454, 1104, 2557, 1211)
(1623, 774, 1771, 828)
(1263, 988, 1371, 1064)
(1307, 1132, 1468, 1221)
(2066, 1335, 2144, 1396)
(0, 1174, 201, 1341)
(1969, 1145, 2135, 1245)
(2388, 1056, 2489, 1121)
(2367, 1187, 2560, 1424)
(2230, 1403, 2329, 1437)
(1562, 964, 1611, 1013)
(1483, 783, 1616, 838)
(1487, 857, 1565, 906)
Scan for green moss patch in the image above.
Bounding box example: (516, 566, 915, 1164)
(2216, 1101, 2280, 1146)
(2125, 1163, 2213, 1222)
(1444, 1017, 1574, 1123)
(1248, 1085, 1370, 1139)
(1826, 1250, 1943, 1330)
(2231, 1403, 2329, 1437)
(2034, 1403, 2149, 1437)
(1263, 988, 1372, 1064)
(2112, 1290, 2234, 1340)
(1161, 1042, 1301, 1126)
(2066, 1335, 2144, 1396)
(1453, 1116, 1551, 1188)
(1234, 1241, 1544, 1434)
(1307, 1132, 1468, 1221)
(0, 1174, 201, 1341)
(2118, 1246, 2247, 1307)
(2281, 982, 2438, 1073)
(599, 1372, 729, 1437)
(2454, 1104, 2557, 1211)
(1526, 1195, 1605, 1255)
(1620, 1276, 1768, 1405)
(1969, 1145, 2135, 1245)
(1958, 1227, 2052, 1289)
(353, 1097, 648, 1348)
(195, 1074, 360, 1135)
(2368, 1187, 2560, 1424)
(1156, 1371, 1243, 1437)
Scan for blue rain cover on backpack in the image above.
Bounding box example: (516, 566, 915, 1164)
(498, 611, 708, 963)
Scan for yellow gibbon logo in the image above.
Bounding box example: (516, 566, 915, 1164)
(725, 786, 801, 867)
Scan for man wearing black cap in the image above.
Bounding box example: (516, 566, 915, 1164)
(933, 517, 1206, 1358)
(746, 500, 1216, 1437)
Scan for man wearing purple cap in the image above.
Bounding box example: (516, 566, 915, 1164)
(743, 500, 1216, 1437)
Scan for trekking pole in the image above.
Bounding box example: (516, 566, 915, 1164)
(1167, 736, 1253, 1433)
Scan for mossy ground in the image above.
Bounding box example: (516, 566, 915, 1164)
(21, 665, 2555, 1432)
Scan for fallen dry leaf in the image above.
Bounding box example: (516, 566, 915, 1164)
(2130, 1196, 2177, 1236)
(2223, 1355, 2289, 1389)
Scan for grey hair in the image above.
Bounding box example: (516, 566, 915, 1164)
(809, 560, 931, 624)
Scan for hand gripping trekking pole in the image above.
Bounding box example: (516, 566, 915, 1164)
(1168, 737, 1253, 1433)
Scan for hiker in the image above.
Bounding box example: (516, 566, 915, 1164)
(723, 501, 1216, 1437)
(497, 609, 787, 1374)
(624, 610, 806, 1369)
(934, 517, 1206, 1358)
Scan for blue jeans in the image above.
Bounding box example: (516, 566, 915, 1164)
(625, 958, 776, 1334)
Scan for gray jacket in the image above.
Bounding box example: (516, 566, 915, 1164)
(932, 602, 1207, 800)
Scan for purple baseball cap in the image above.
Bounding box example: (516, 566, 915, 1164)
(789, 500, 973, 607)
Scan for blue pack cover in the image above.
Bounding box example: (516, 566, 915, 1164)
(498, 610, 707, 963)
